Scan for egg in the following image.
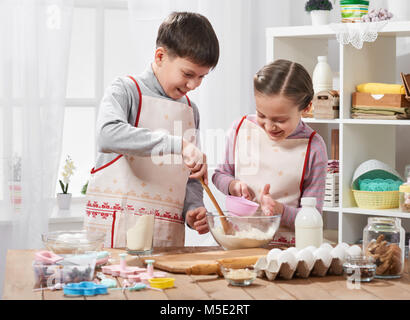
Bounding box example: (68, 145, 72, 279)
(330, 246, 347, 262)
(296, 248, 315, 271)
(266, 248, 282, 262)
(305, 245, 317, 253)
(285, 247, 299, 255)
(278, 250, 298, 270)
(320, 243, 333, 253)
(346, 244, 362, 257)
(336, 242, 350, 251)
(313, 247, 333, 267)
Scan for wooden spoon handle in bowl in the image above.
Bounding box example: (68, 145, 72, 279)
(199, 177, 233, 235)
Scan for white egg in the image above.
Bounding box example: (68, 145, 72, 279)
(305, 245, 317, 253)
(278, 250, 298, 270)
(336, 242, 350, 250)
(320, 243, 333, 253)
(346, 245, 362, 257)
(266, 248, 282, 262)
(313, 248, 333, 267)
(330, 246, 346, 261)
(285, 247, 299, 254)
(296, 248, 315, 271)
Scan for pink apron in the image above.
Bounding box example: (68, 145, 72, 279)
(234, 116, 316, 245)
(83, 76, 195, 248)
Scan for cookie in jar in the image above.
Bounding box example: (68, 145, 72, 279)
(399, 178, 410, 213)
(363, 217, 405, 279)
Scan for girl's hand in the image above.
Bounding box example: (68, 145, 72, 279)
(259, 184, 284, 216)
(228, 180, 254, 200)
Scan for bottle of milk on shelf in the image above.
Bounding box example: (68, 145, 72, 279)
(312, 55, 333, 93)
(295, 197, 323, 249)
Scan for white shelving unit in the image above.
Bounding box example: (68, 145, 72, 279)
(266, 21, 410, 244)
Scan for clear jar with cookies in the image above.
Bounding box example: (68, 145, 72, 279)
(363, 217, 405, 279)
(399, 178, 410, 213)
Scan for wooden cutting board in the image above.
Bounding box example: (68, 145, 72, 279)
(147, 248, 269, 275)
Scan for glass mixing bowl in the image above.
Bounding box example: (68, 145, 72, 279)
(206, 212, 281, 250)
(41, 230, 106, 254)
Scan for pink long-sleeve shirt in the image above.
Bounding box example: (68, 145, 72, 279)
(212, 114, 328, 230)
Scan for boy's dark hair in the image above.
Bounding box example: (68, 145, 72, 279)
(156, 12, 219, 69)
(254, 59, 314, 111)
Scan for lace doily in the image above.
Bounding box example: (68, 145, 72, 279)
(329, 21, 388, 49)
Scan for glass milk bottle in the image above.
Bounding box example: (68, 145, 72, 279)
(295, 197, 323, 249)
(312, 56, 333, 93)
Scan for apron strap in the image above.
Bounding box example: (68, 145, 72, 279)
(299, 131, 317, 193)
(185, 95, 192, 107)
(127, 75, 143, 126)
(90, 76, 142, 174)
(233, 115, 248, 161)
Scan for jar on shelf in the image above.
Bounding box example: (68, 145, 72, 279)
(363, 217, 405, 279)
(399, 178, 410, 213)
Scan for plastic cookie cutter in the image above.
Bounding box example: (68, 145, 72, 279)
(137, 259, 168, 284)
(101, 253, 146, 278)
(34, 250, 64, 264)
(63, 281, 108, 296)
(95, 251, 110, 266)
(148, 277, 175, 289)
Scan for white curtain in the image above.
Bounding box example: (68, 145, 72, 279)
(0, 0, 73, 297)
(127, 0, 291, 245)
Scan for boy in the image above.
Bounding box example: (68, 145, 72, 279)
(83, 12, 219, 248)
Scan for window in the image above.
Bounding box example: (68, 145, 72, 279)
(57, 1, 137, 198)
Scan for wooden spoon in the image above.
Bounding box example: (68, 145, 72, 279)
(199, 177, 234, 235)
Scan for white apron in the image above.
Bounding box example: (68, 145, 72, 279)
(234, 117, 316, 245)
(83, 76, 195, 248)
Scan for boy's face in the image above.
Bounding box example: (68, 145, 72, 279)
(255, 93, 309, 141)
(153, 48, 211, 100)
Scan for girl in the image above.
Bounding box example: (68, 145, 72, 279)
(212, 59, 328, 245)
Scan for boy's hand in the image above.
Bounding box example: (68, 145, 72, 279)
(228, 180, 254, 200)
(260, 184, 283, 216)
(182, 139, 208, 184)
(186, 207, 209, 234)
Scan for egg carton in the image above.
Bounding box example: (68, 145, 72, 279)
(254, 243, 362, 280)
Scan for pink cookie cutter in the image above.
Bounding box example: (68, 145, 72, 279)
(35, 250, 64, 264)
(225, 195, 259, 216)
(137, 259, 167, 284)
(101, 253, 146, 278)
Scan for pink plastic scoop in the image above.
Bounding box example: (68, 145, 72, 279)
(225, 195, 259, 216)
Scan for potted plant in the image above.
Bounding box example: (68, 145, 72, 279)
(8, 154, 22, 210)
(305, 0, 333, 25)
(57, 155, 76, 210)
(81, 181, 88, 195)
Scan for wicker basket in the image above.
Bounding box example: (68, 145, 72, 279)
(352, 189, 399, 209)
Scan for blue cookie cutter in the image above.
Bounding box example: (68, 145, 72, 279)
(63, 281, 108, 296)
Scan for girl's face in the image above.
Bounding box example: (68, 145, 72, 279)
(255, 93, 307, 141)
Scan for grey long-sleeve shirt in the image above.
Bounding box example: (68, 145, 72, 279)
(94, 64, 205, 222)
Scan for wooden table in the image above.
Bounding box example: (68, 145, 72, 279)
(3, 246, 410, 300)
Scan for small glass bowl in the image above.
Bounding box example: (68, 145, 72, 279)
(343, 255, 376, 282)
(220, 265, 257, 287)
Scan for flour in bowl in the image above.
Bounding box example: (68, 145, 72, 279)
(211, 226, 276, 250)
